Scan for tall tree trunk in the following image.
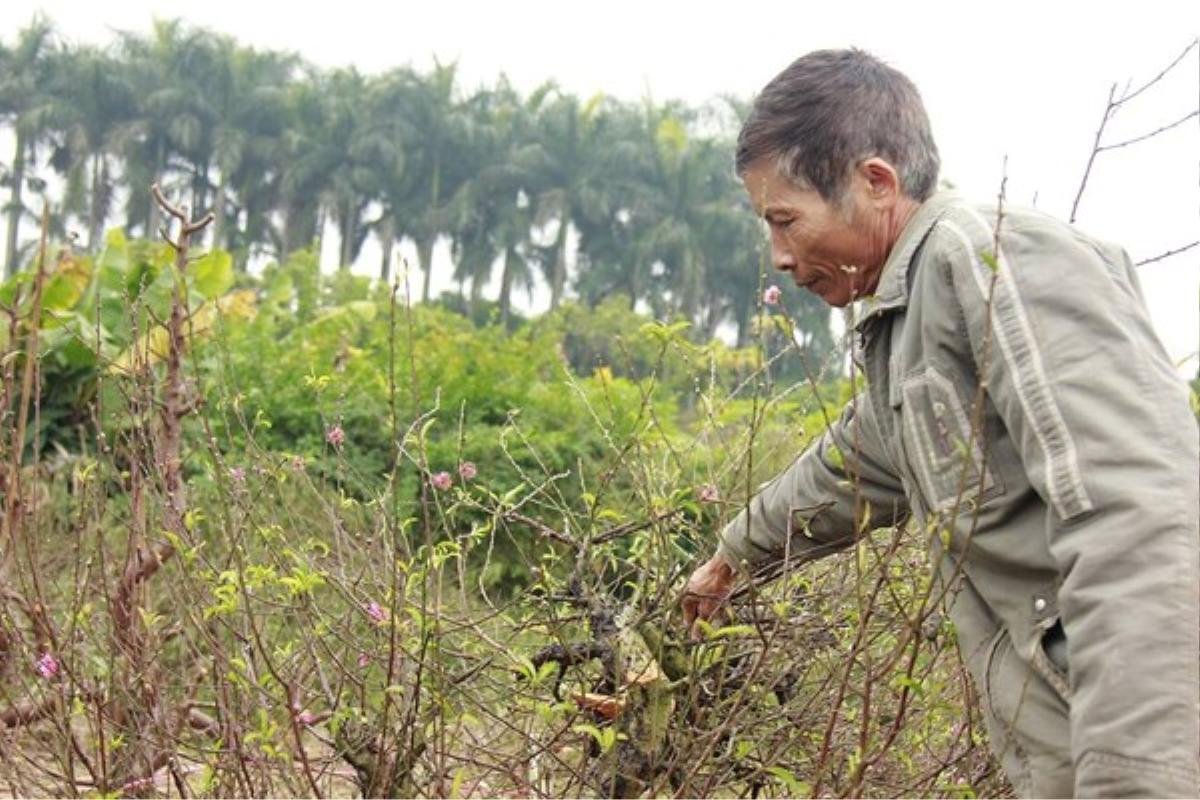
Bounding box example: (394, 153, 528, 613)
(735, 300, 753, 349)
(338, 201, 354, 271)
(87, 152, 105, 251)
(378, 215, 395, 282)
(469, 257, 486, 318)
(4, 129, 27, 278)
(499, 245, 515, 326)
(550, 209, 570, 309)
(418, 237, 435, 302)
(149, 140, 166, 238)
(420, 155, 443, 300)
(211, 172, 227, 253)
(626, 259, 641, 311)
(680, 248, 703, 324)
(315, 206, 326, 262)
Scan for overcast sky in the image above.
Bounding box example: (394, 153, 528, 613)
(6, 0, 1200, 370)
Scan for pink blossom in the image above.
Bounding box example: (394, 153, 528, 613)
(296, 710, 318, 726)
(357, 652, 371, 669)
(326, 424, 345, 448)
(431, 471, 453, 491)
(365, 601, 387, 624)
(35, 652, 59, 679)
(229, 466, 246, 483)
(763, 285, 782, 306)
(458, 462, 477, 481)
(698, 484, 720, 504)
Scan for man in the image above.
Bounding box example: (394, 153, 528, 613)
(681, 49, 1199, 798)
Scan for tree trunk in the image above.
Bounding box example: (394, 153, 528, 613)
(150, 140, 166, 238)
(338, 201, 355, 271)
(626, 259, 641, 311)
(550, 209, 570, 309)
(211, 173, 227, 253)
(735, 300, 752, 349)
(378, 215, 395, 282)
(469, 256, 486, 318)
(680, 248, 703, 324)
(87, 152, 105, 251)
(4, 129, 27, 278)
(499, 245, 515, 326)
(418, 237, 435, 302)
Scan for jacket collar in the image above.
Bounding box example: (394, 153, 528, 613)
(852, 191, 959, 331)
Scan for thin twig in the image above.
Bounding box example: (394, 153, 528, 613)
(1136, 240, 1200, 266)
(1098, 110, 1199, 151)
(1117, 38, 1199, 105)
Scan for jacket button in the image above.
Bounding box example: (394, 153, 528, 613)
(1033, 597, 1047, 613)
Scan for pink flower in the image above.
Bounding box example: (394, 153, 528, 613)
(229, 466, 246, 483)
(296, 710, 318, 726)
(357, 652, 371, 669)
(458, 462, 477, 481)
(763, 285, 782, 306)
(698, 484, 720, 504)
(35, 652, 59, 679)
(365, 601, 387, 624)
(326, 424, 345, 448)
(431, 471, 453, 491)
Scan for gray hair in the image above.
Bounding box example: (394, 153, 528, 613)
(736, 49, 940, 202)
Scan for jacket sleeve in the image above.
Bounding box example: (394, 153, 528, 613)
(716, 393, 910, 575)
(939, 210, 1200, 797)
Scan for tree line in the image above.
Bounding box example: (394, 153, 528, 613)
(0, 16, 832, 346)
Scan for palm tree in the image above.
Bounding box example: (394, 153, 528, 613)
(46, 44, 137, 250)
(629, 103, 732, 324)
(115, 19, 215, 238)
(277, 67, 376, 268)
(388, 62, 475, 300)
(568, 99, 653, 309)
(518, 88, 615, 310)
(0, 16, 58, 275)
(358, 68, 413, 282)
(205, 44, 295, 261)
(450, 80, 537, 324)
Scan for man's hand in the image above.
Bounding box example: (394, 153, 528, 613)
(681, 553, 737, 640)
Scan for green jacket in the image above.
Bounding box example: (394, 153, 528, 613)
(717, 193, 1200, 796)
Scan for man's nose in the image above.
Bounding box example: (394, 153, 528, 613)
(769, 229, 795, 272)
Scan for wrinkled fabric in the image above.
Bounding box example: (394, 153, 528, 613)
(717, 193, 1200, 797)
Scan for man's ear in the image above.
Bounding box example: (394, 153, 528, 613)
(857, 157, 902, 205)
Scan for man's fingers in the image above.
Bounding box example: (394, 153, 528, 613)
(681, 594, 698, 629)
(686, 595, 730, 640)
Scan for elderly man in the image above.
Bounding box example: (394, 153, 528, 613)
(681, 49, 1199, 798)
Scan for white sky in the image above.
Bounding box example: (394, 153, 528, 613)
(6, 0, 1200, 370)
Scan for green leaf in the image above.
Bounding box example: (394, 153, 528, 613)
(766, 766, 810, 796)
(191, 249, 234, 299)
(710, 624, 756, 640)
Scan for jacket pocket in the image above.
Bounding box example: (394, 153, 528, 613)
(1032, 618, 1071, 701)
(897, 364, 1002, 514)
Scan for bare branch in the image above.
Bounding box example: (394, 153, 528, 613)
(1099, 110, 1200, 151)
(150, 183, 188, 224)
(1117, 38, 1199, 105)
(503, 510, 577, 546)
(1136, 240, 1200, 266)
(1072, 38, 1199, 223)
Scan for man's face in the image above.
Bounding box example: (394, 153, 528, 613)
(741, 160, 888, 307)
